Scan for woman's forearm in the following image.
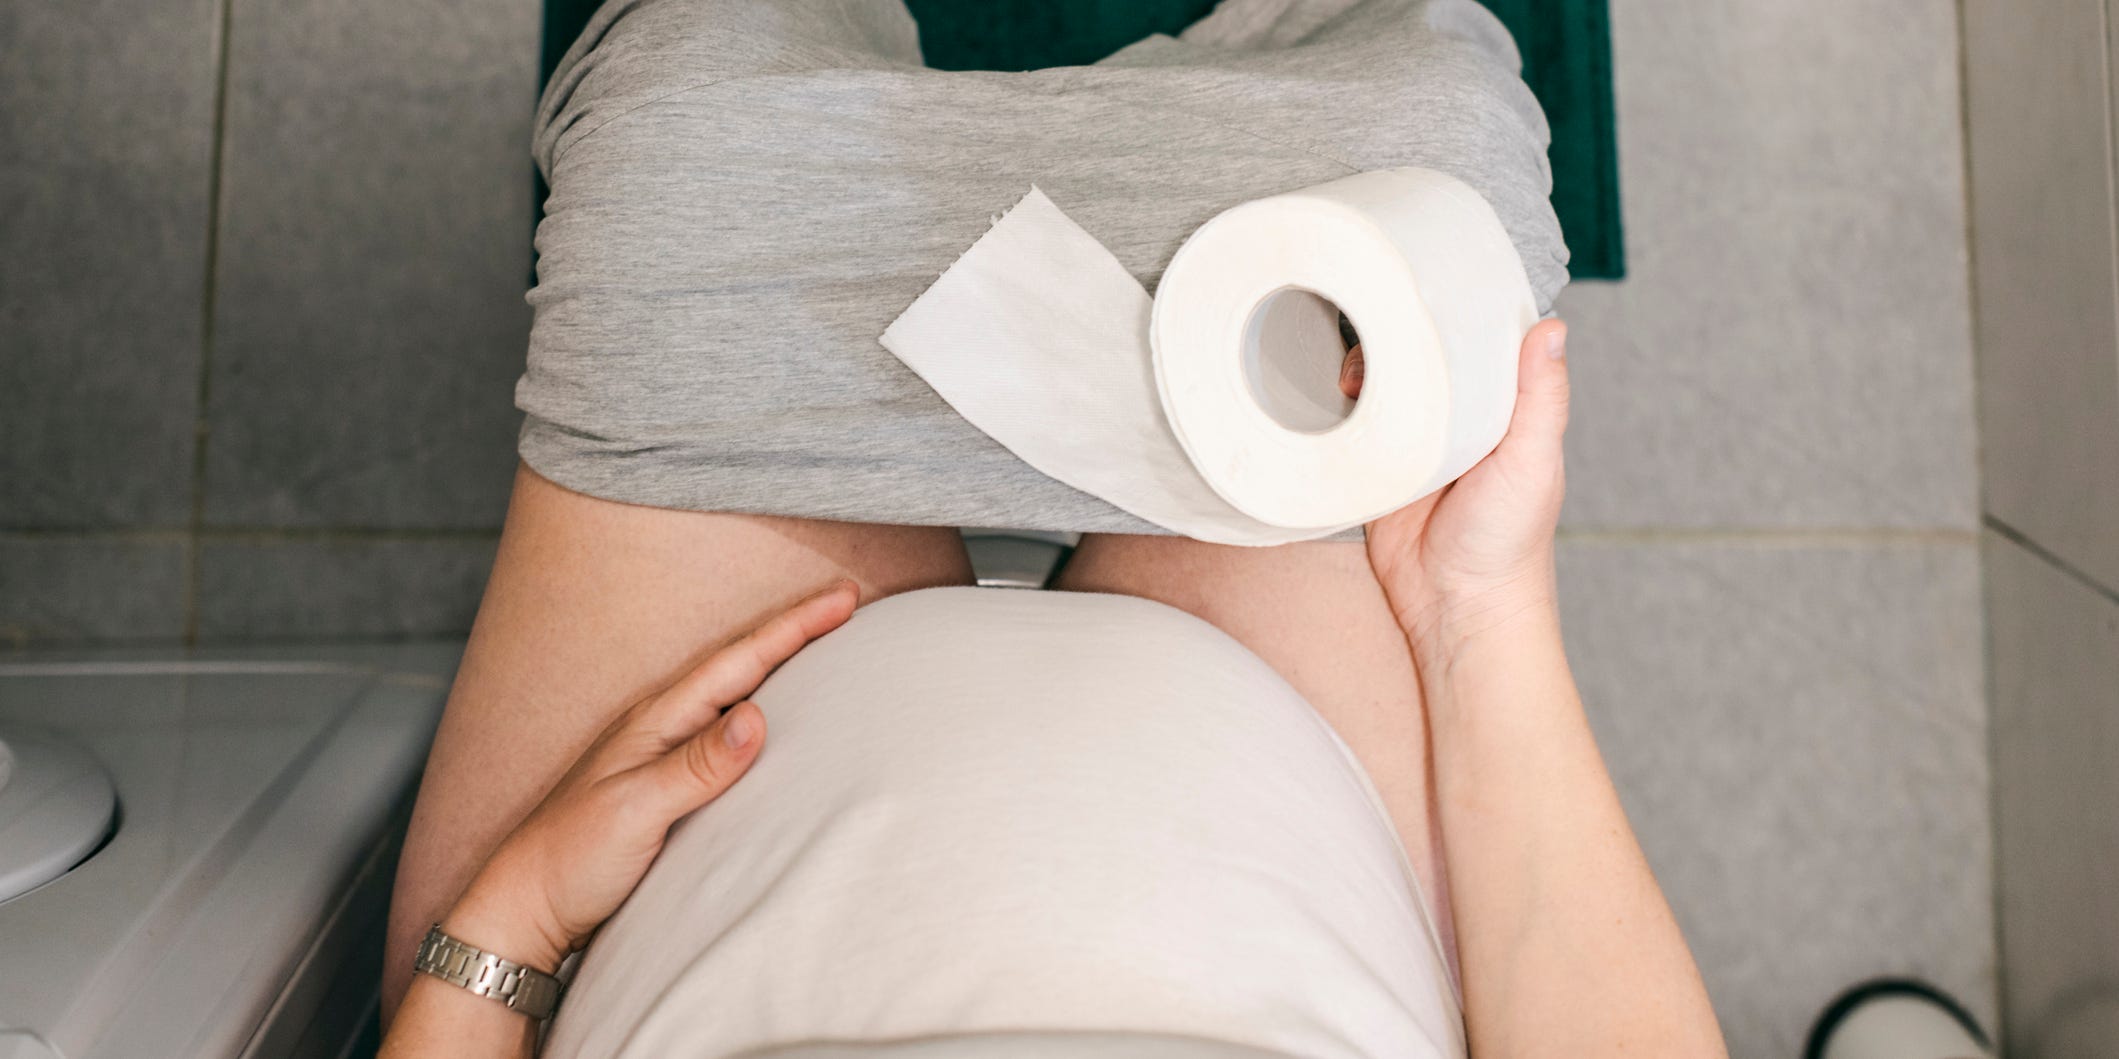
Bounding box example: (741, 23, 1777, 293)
(377, 890, 557, 1059)
(380, 977, 538, 1059)
(1415, 606, 1726, 1058)
(378, 583, 859, 1057)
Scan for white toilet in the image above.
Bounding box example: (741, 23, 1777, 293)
(0, 644, 454, 1059)
(0, 726, 115, 906)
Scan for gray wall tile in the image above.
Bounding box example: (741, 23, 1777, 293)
(1963, 0, 2119, 594)
(195, 536, 497, 641)
(1985, 532, 2119, 1058)
(1555, 0, 1978, 533)
(202, 0, 538, 530)
(1, 0, 220, 528)
(1557, 536, 1993, 1055)
(0, 536, 189, 644)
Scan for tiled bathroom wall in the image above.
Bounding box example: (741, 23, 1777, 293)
(0, 1, 2002, 1056)
(1, 0, 536, 644)
(1964, 0, 2119, 1054)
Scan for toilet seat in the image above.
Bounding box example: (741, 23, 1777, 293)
(0, 727, 115, 904)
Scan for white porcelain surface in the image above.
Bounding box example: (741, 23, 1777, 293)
(0, 645, 454, 1059)
(0, 728, 115, 903)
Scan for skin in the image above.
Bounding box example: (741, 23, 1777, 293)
(382, 583, 861, 1058)
(381, 484, 975, 1024)
(1360, 322, 1727, 1057)
(382, 321, 1728, 1057)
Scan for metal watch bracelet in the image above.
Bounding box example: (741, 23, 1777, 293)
(413, 923, 564, 1020)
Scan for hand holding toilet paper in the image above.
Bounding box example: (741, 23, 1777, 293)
(879, 168, 1540, 547)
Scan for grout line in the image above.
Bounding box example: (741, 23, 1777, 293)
(1984, 515, 2119, 609)
(1952, 0, 1993, 527)
(1554, 526, 1980, 546)
(0, 635, 468, 655)
(0, 527, 501, 544)
(0, 528, 196, 542)
(184, 0, 240, 647)
(2104, 0, 2119, 461)
(1975, 472, 2009, 1046)
(194, 526, 504, 544)
(0, 631, 473, 653)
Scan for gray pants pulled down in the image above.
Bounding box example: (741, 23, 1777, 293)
(518, 0, 1569, 534)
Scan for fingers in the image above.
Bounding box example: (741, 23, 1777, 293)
(641, 579, 858, 743)
(1500, 319, 1570, 451)
(636, 700, 766, 819)
(1340, 343, 1365, 399)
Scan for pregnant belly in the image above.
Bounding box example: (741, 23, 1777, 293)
(543, 587, 1461, 1059)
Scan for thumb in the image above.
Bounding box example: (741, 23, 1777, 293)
(1502, 320, 1570, 449)
(640, 700, 766, 818)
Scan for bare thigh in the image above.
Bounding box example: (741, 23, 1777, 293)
(1052, 533, 1451, 957)
(383, 464, 974, 1020)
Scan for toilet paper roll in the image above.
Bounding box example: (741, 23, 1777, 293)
(879, 167, 1538, 546)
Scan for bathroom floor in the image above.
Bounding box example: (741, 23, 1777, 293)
(1546, 1, 1991, 1052)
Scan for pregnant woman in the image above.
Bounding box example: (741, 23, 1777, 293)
(379, 325, 1723, 1057)
(380, 0, 1725, 1054)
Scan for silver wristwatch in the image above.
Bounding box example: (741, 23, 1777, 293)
(413, 924, 564, 1020)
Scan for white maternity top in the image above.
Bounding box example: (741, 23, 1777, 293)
(544, 587, 1462, 1059)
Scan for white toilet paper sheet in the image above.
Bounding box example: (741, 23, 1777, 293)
(879, 168, 1539, 547)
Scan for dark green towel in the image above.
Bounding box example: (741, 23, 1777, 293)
(540, 0, 1622, 278)
(1472, 0, 1621, 279)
